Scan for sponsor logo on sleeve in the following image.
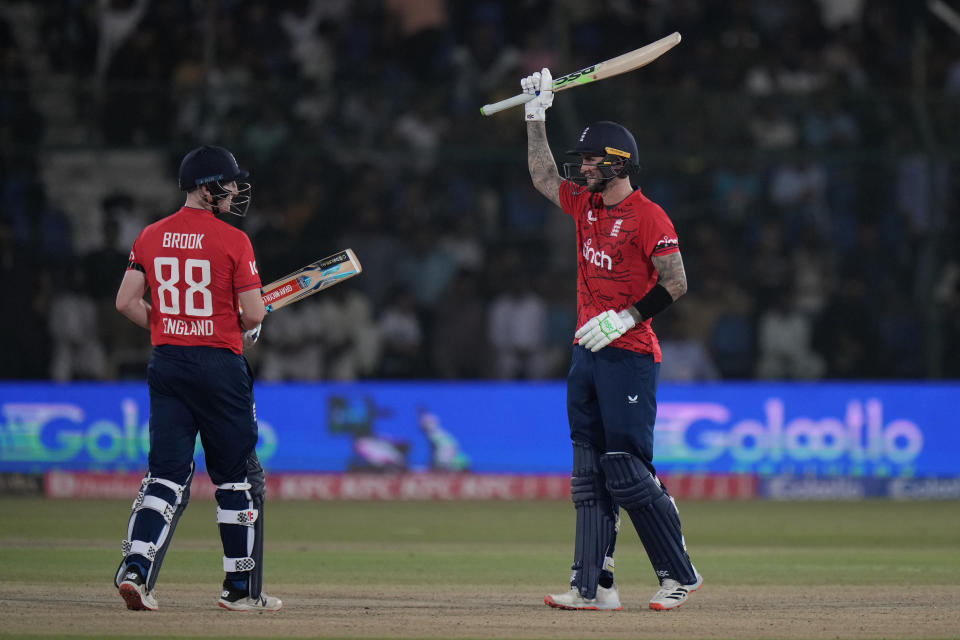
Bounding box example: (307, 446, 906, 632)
(655, 235, 679, 251)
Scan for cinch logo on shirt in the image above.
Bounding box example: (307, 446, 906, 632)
(582, 238, 613, 271)
(655, 235, 678, 250)
(162, 232, 205, 249)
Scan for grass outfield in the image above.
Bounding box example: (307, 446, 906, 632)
(1, 497, 959, 639)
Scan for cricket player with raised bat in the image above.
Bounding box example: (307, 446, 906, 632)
(522, 69, 702, 611)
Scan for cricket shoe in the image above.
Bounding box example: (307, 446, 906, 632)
(545, 584, 622, 611)
(649, 571, 703, 611)
(218, 580, 282, 612)
(118, 567, 158, 611)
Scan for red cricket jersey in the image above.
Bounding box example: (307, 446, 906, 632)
(126, 206, 261, 354)
(558, 180, 680, 361)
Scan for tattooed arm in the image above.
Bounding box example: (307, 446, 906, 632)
(527, 121, 562, 208)
(652, 252, 688, 300)
(620, 252, 689, 325)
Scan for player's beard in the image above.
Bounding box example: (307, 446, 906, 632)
(585, 175, 608, 193)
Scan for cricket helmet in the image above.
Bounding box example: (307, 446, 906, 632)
(178, 145, 251, 216)
(563, 121, 641, 184)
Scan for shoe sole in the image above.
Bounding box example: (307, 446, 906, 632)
(544, 595, 622, 611)
(119, 583, 157, 611)
(649, 576, 703, 612)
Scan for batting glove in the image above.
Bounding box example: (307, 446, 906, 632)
(242, 323, 262, 348)
(521, 67, 554, 122)
(575, 310, 636, 352)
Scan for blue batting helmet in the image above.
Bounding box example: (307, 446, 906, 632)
(178, 145, 249, 191)
(563, 121, 641, 184)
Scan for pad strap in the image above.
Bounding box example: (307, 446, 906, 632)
(141, 476, 188, 500)
(224, 556, 256, 572)
(122, 539, 158, 561)
(134, 495, 176, 524)
(217, 507, 259, 526)
(218, 482, 252, 491)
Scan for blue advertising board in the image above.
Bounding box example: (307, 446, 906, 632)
(0, 381, 957, 477)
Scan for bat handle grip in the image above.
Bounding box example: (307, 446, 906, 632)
(480, 92, 538, 116)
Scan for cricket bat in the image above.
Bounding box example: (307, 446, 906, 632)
(480, 32, 682, 116)
(260, 249, 362, 313)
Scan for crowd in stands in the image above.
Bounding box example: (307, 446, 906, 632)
(1, 0, 959, 381)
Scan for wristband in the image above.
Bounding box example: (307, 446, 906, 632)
(632, 283, 673, 320)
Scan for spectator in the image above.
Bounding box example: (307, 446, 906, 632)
(768, 150, 830, 242)
(377, 286, 425, 378)
(813, 273, 883, 378)
(430, 271, 489, 379)
(657, 306, 720, 382)
(756, 288, 825, 380)
(487, 273, 550, 380)
(48, 264, 107, 381)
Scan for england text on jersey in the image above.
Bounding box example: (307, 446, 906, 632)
(161, 317, 215, 337)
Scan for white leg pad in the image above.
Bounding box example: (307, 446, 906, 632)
(224, 556, 256, 572)
(217, 507, 259, 526)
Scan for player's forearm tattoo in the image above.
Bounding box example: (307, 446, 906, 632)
(652, 252, 688, 300)
(527, 122, 562, 207)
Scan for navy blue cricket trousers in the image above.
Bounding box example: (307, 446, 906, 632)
(566, 344, 660, 476)
(146, 345, 259, 486)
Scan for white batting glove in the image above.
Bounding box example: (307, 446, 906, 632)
(575, 310, 636, 352)
(242, 323, 262, 348)
(521, 67, 554, 121)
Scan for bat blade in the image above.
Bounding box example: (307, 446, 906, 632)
(480, 32, 681, 116)
(260, 248, 362, 313)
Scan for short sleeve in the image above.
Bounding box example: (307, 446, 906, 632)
(646, 207, 680, 258)
(126, 233, 145, 272)
(558, 179, 585, 218)
(233, 233, 262, 293)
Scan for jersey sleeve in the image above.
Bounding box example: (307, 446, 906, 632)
(557, 179, 585, 218)
(646, 205, 680, 258)
(234, 233, 262, 293)
(126, 232, 145, 272)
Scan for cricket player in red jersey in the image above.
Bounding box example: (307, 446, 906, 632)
(521, 69, 701, 612)
(112, 145, 281, 612)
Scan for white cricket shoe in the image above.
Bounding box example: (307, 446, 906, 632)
(649, 572, 703, 611)
(545, 584, 622, 611)
(218, 593, 283, 612)
(218, 581, 282, 612)
(118, 569, 158, 611)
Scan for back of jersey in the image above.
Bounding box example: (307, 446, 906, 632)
(127, 206, 261, 354)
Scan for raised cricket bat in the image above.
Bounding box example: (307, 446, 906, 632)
(480, 32, 682, 116)
(260, 249, 362, 313)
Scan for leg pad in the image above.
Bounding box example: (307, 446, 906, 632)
(216, 455, 266, 599)
(600, 452, 697, 585)
(569, 441, 618, 599)
(115, 468, 193, 591)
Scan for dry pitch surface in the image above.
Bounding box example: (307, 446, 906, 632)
(3, 498, 959, 640)
(2, 583, 959, 639)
